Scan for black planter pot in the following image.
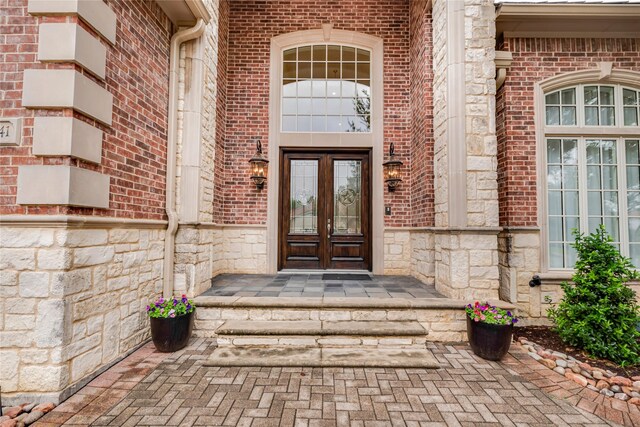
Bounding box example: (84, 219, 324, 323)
(466, 315, 513, 361)
(149, 310, 194, 352)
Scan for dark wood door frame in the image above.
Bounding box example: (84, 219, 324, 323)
(278, 148, 372, 271)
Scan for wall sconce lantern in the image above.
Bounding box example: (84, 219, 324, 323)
(249, 137, 269, 189)
(383, 143, 403, 192)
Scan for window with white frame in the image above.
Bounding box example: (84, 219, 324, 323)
(544, 84, 640, 269)
(281, 45, 371, 133)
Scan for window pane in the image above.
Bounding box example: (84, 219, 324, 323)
(600, 86, 614, 105)
(549, 217, 563, 240)
(312, 45, 326, 61)
(589, 217, 602, 234)
(566, 244, 578, 266)
(588, 191, 602, 215)
(282, 98, 296, 115)
(327, 62, 341, 79)
(283, 80, 297, 97)
(312, 98, 326, 115)
(565, 217, 579, 240)
(600, 106, 615, 126)
(327, 45, 340, 61)
(626, 140, 639, 165)
(342, 62, 355, 80)
(549, 243, 564, 268)
(628, 168, 640, 190)
(283, 62, 296, 79)
(630, 244, 640, 267)
(327, 81, 340, 97)
(585, 106, 598, 125)
(298, 46, 311, 61)
(562, 88, 576, 105)
(327, 116, 342, 132)
(548, 191, 562, 215)
(602, 140, 616, 164)
(562, 139, 577, 164)
(283, 48, 296, 61)
(605, 217, 620, 241)
(298, 62, 311, 79)
(584, 86, 598, 105)
(602, 166, 617, 189)
(342, 46, 356, 61)
(563, 166, 578, 189)
(604, 191, 619, 216)
(630, 218, 640, 242)
(297, 116, 311, 131)
(628, 192, 640, 214)
(312, 116, 326, 132)
(586, 142, 600, 163)
(546, 106, 560, 125)
(290, 160, 318, 233)
(282, 116, 296, 132)
(298, 98, 312, 115)
(357, 63, 370, 80)
(564, 191, 579, 215)
(357, 49, 370, 62)
(548, 166, 562, 189)
(312, 81, 325, 97)
(546, 92, 560, 105)
(312, 62, 326, 78)
(547, 139, 562, 163)
(562, 107, 576, 125)
(624, 107, 638, 126)
(587, 166, 601, 189)
(623, 88, 638, 106)
(334, 160, 361, 234)
(298, 80, 311, 97)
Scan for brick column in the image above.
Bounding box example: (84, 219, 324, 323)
(432, 0, 500, 300)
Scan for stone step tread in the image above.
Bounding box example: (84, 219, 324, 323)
(203, 346, 440, 368)
(216, 320, 427, 336)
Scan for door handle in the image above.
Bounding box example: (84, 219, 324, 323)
(327, 219, 331, 239)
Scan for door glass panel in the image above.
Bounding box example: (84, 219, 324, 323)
(333, 160, 361, 234)
(290, 160, 318, 234)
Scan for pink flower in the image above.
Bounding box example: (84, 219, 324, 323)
(474, 317, 479, 322)
(480, 315, 486, 321)
(169, 309, 176, 318)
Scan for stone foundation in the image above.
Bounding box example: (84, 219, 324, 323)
(0, 224, 164, 404)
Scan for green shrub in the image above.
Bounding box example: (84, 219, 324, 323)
(547, 225, 640, 366)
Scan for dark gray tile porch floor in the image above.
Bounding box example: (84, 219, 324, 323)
(201, 273, 444, 298)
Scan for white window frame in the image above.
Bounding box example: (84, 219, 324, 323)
(536, 67, 640, 272)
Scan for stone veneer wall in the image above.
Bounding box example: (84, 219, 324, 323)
(0, 226, 164, 403)
(384, 230, 435, 286)
(430, 0, 500, 300)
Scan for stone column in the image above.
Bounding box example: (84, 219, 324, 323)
(432, 0, 500, 300)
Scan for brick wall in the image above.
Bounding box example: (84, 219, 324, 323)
(497, 37, 640, 227)
(0, 0, 172, 220)
(409, 0, 434, 228)
(213, 0, 229, 225)
(222, 0, 412, 226)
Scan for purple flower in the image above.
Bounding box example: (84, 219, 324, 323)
(146, 305, 150, 312)
(513, 318, 518, 323)
(182, 296, 188, 303)
(173, 299, 178, 306)
(159, 297, 164, 304)
(187, 303, 191, 310)
(155, 302, 160, 307)
(506, 311, 512, 317)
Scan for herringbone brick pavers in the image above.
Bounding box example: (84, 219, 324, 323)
(37, 339, 617, 426)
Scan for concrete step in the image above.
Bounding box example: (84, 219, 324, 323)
(215, 335, 427, 349)
(203, 346, 440, 368)
(215, 320, 427, 336)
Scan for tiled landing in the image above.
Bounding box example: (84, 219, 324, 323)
(201, 273, 444, 298)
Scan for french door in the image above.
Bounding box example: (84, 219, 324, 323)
(279, 150, 371, 270)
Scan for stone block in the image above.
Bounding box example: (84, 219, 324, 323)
(63, 229, 108, 247)
(0, 228, 54, 248)
(272, 310, 311, 321)
(0, 248, 36, 271)
(19, 271, 50, 297)
(5, 298, 36, 314)
(0, 271, 18, 287)
(109, 229, 140, 244)
(19, 365, 68, 391)
(35, 299, 66, 348)
(71, 347, 102, 382)
(5, 314, 36, 330)
(20, 349, 49, 364)
(319, 311, 351, 321)
(0, 351, 19, 380)
(37, 249, 72, 270)
(102, 310, 120, 363)
(73, 246, 115, 267)
(50, 268, 92, 297)
(220, 309, 249, 320)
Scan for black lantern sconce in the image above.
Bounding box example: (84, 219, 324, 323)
(383, 143, 403, 192)
(249, 137, 269, 189)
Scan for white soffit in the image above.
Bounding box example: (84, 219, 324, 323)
(496, 3, 640, 37)
(156, 0, 211, 25)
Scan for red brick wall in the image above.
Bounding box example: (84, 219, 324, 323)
(223, 0, 412, 226)
(213, 0, 229, 224)
(0, 0, 172, 219)
(497, 37, 640, 227)
(409, 0, 434, 227)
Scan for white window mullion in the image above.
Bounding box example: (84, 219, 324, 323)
(619, 137, 630, 257)
(578, 137, 590, 237)
(576, 84, 585, 127)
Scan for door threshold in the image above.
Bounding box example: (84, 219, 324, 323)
(278, 269, 372, 275)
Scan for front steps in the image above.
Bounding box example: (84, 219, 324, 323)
(193, 296, 484, 368)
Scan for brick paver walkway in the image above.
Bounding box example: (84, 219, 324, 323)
(37, 339, 618, 427)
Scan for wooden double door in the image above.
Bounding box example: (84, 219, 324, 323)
(279, 149, 371, 270)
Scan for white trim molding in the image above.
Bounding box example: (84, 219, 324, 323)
(495, 51, 512, 90)
(267, 28, 385, 274)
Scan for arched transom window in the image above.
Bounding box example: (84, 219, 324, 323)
(281, 45, 371, 133)
(544, 84, 640, 268)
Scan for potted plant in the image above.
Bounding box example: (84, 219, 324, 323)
(146, 294, 195, 352)
(466, 301, 518, 361)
